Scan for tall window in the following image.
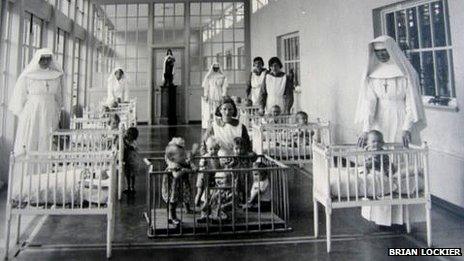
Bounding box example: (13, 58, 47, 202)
(72, 39, 83, 115)
(22, 12, 44, 69)
(104, 3, 149, 89)
(278, 32, 300, 86)
(0, 1, 12, 137)
(55, 28, 67, 71)
(381, 0, 455, 103)
(189, 2, 246, 86)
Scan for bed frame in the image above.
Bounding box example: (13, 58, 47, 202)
(3, 151, 117, 259)
(312, 143, 432, 252)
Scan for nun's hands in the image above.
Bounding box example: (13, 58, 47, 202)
(402, 130, 411, 148)
(357, 132, 368, 147)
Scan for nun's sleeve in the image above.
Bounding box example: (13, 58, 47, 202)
(402, 79, 417, 131)
(222, 76, 229, 97)
(202, 77, 209, 97)
(362, 81, 378, 132)
(55, 76, 63, 110)
(258, 74, 268, 110)
(8, 75, 28, 116)
(107, 79, 115, 104)
(123, 82, 129, 102)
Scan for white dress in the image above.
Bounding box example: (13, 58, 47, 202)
(265, 74, 286, 114)
(361, 75, 424, 226)
(250, 72, 266, 105)
(9, 74, 62, 155)
(202, 73, 228, 129)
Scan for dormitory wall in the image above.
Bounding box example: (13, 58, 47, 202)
(251, 0, 464, 208)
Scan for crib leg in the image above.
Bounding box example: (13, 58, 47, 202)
(325, 207, 332, 253)
(405, 206, 411, 234)
(3, 210, 12, 260)
(118, 170, 122, 201)
(425, 202, 432, 247)
(13, 214, 21, 244)
(107, 214, 113, 259)
(313, 199, 319, 238)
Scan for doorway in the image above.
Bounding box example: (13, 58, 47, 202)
(152, 47, 185, 124)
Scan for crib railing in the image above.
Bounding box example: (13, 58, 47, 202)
(238, 105, 261, 129)
(143, 155, 292, 237)
(253, 121, 331, 164)
(70, 116, 111, 130)
(49, 128, 125, 200)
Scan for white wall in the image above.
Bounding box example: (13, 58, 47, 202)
(251, 0, 464, 208)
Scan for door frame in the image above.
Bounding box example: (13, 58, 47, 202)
(150, 46, 187, 124)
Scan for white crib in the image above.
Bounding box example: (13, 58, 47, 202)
(252, 120, 331, 165)
(3, 151, 117, 259)
(49, 128, 125, 200)
(83, 98, 137, 128)
(312, 143, 432, 252)
(238, 105, 261, 129)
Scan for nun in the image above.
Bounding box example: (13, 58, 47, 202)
(9, 48, 63, 155)
(259, 57, 294, 115)
(106, 67, 129, 105)
(201, 62, 229, 129)
(355, 35, 427, 227)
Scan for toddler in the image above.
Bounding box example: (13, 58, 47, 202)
(163, 137, 196, 225)
(123, 127, 141, 195)
(199, 171, 236, 222)
(263, 105, 282, 124)
(364, 130, 396, 176)
(242, 162, 271, 210)
(195, 137, 221, 207)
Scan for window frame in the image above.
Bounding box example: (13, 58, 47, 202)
(380, 0, 457, 110)
(278, 32, 300, 87)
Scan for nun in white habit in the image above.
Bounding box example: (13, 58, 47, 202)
(201, 62, 229, 129)
(9, 48, 63, 155)
(355, 35, 427, 226)
(106, 67, 129, 105)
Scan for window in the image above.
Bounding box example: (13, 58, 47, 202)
(76, 0, 85, 26)
(72, 39, 83, 115)
(190, 2, 247, 85)
(278, 32, 300, 86)
(0, 1, 13, 137)
(22, 12, 44, 69)
(55, 28, 67, 72)
(103, 3, 149, 89)
(381, 0, 455, 105)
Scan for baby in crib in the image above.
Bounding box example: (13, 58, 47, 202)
(293, 111, 315, 146)
(195, 137, 221, 207)
(163, 137, 198, 225)
(242, 162, 271, 210)
(262, 105, 282, 124)
(199, 171, 236, 222)
(110, 113, 120, 130)
(364, 130, 397, 176)
(123, 127, 141, 196)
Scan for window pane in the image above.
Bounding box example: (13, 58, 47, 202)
(431, 1, 446, 47)
(154, 4, 164, 17)
(105, 5, 116, 17)
(175, 3, 184, 16)
(139, 4, 149, 17)
(128, 4, 137, 16)
(396, 11, 408, 50)
(409, 52, 422, 80)
(435, 50, 450, 97)
(165, 3, 174, 16)
(419, 4, 432, 48)
(201, 3, 211, 16)
(406, 8, 419, 50)
(385, 12, 396, 39)
(422, 51, 435, 96)
(191, 3, 200, 16)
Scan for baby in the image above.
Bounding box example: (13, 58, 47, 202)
(199, 171, 236, 222)
(294, 111, 315, 146)
(110, 113, 120, 130)
(364, 130, 396, 176)
(195, 137, 221, 207)
(242, 162, 271, 210)
(263, 105, 282, 124)
(123, 127, 141, 196)
(163, 137, 197, 225)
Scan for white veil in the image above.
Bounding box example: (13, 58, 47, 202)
(202, 62, 224, 89)
(355, 35, 426, 131)
(107, 67, 127, 86)
(9, 48, 63, 115)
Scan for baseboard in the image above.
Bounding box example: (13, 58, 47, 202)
(431, 195, 464, 219)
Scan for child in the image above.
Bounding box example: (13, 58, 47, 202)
(110, 113, 120, 130)
(262, 105, 282, 124)
(293, 111, 315, 146)
(242, 162, 271, 210)
(163, 137, 196, 225)
(364, 130, 396, 176)
(123, 127, 141, 195)
(199, 171, 236, 222)
(195, 137, 221, 207)
(228, 137, 257, 203)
